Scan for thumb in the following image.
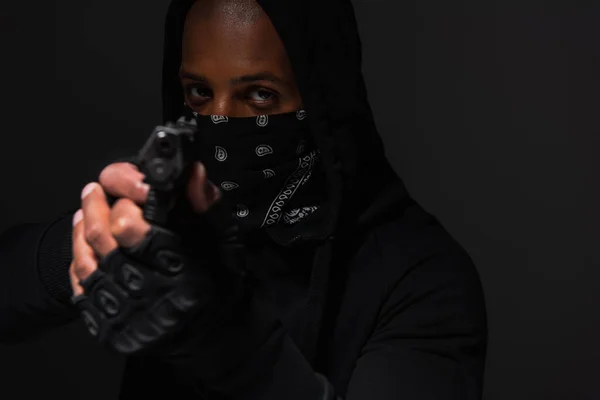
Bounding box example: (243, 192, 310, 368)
(186, 162, 221, 213)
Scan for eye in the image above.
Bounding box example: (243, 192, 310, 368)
(187, 86, 212, 100)
(248, 89, 275, 102)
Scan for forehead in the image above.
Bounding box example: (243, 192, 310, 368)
(181, 6, 290, 75)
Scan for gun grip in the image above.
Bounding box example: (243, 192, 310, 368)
(143, 188, 172, 227)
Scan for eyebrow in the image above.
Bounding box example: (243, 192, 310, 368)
(179, 70, 284, 86)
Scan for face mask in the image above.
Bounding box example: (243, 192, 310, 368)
(182, 107, 323, 232)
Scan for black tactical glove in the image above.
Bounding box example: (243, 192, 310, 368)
(70, 118, 251, 356)
(70, 197, 250, 356)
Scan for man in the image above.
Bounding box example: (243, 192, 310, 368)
(0, 0, 488, 398)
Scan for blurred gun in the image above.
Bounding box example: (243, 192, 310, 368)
(135, 117, 198, 227)
(105, 117, 199, 228)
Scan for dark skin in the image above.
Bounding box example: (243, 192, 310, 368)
(181, 2, 303, 116)
(69, 2, 304, 294)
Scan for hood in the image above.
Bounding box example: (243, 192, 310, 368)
(160, 0, 413, 370)
(161, 0, 410, 242)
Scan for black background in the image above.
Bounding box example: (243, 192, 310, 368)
(0, 1, 599, 399)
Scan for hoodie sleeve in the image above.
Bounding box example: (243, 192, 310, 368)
(210, 250, 485, 400)
(0, 210, 80, 343)
(150, 291, 337, 400)
(343, 249, 488, 400)
(0, 155, 140, 343)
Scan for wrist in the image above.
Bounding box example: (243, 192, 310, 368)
(37, 211, 77, 307)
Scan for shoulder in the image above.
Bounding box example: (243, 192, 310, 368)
(342, 202, 485, 317)
(327, 202, 487, 378)
(352, 202, 476, 279)
(330, 204, 488, 399)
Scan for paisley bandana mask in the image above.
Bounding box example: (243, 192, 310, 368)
(183, 107, 323, 232)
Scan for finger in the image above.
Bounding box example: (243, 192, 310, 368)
(187, 162, 221, 213)
(110, 198, 151, 248)
(99, 162, 150, 205)
(71, 209, 97, 293)
(81, 182, 119, 258)
(69, 260, 83, 297)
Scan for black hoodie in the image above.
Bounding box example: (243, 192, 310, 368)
(0, 0, 488, 398)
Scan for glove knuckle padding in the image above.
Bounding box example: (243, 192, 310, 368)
(72, 224, 214, 355)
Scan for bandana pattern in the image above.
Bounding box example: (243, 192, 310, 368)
(283, 206, 320, 225)
(184, 107, 322, 232)
(262, 151, 318, 227)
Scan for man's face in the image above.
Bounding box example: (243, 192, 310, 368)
(180, 3, 303, 117)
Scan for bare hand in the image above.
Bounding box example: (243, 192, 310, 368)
(69, 162, 220, 296)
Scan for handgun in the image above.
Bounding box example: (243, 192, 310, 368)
(133, 116, 199, 227)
